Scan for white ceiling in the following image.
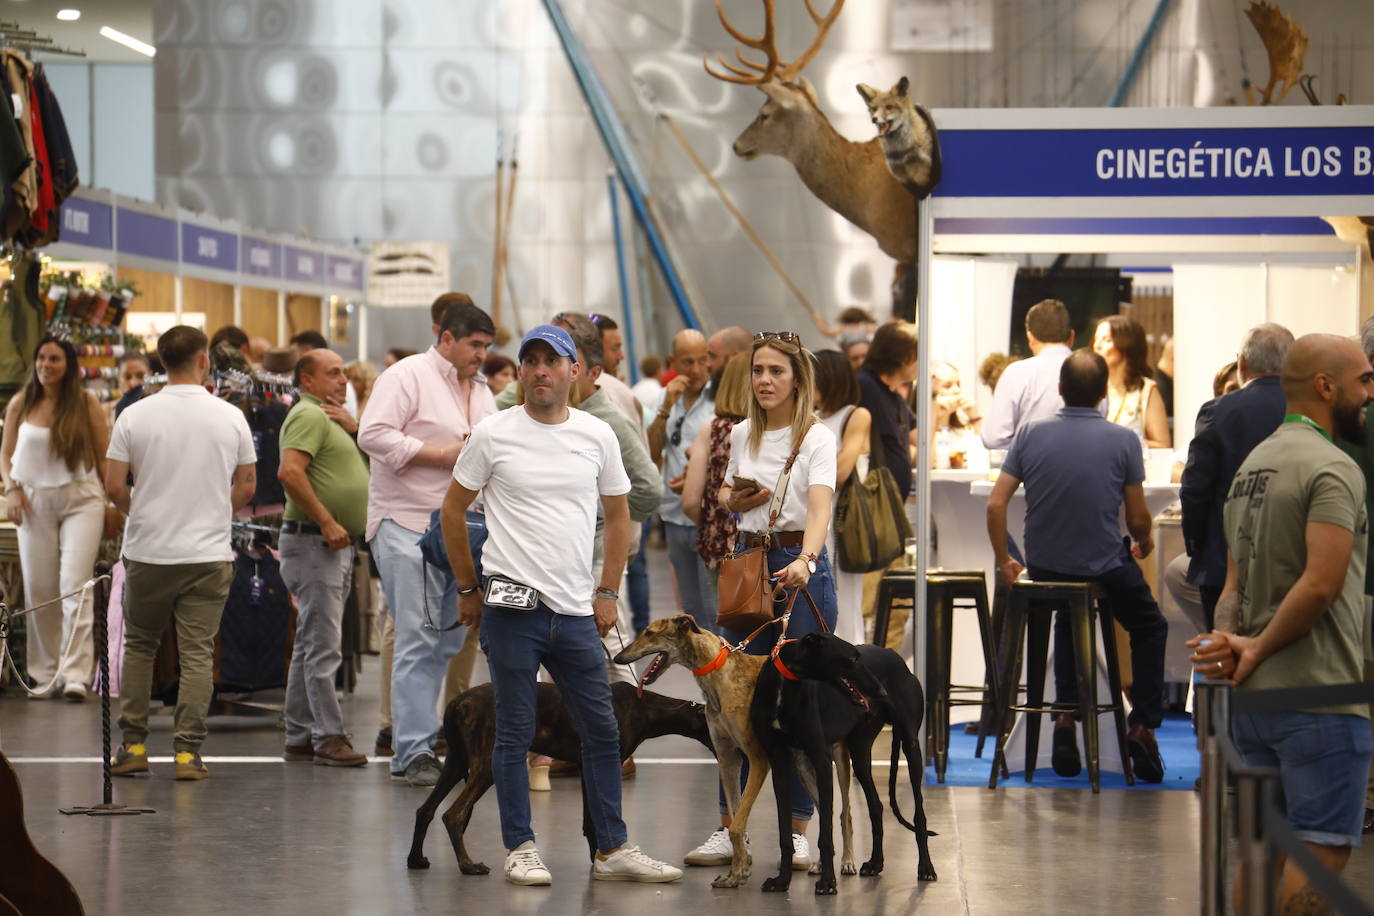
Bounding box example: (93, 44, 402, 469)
(3, 0, 152, 64)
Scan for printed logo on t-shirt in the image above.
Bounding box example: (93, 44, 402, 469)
(570, 447, 600, 465)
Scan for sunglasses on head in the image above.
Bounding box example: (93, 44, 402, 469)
(754, 331, 800, 344)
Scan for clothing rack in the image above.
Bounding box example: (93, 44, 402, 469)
(0, 21, 86, 58)
(144, 370, 299, 398)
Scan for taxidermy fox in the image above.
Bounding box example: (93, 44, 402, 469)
(856, 77, 942, 199)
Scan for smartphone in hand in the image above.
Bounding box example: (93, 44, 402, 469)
(731, 475, 760, 494)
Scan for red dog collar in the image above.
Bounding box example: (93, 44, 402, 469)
(692, 644, 731, 677)
(771, 638, 799, 681)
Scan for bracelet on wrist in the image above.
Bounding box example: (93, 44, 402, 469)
(457, 583, 480, 597)
(594, 586, 619, 600)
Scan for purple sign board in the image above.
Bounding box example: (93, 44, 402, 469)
(116, 208, 178, 262)
(325, 255, 364, 292)
(58, 197, 114, 249)
(181, 224, 238, 272)
(240, 237, 282, 279)
(284, 246, 322, 285)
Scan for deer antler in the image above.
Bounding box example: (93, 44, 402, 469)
(704, 0, 846, 85)
(1244, 1, 1308, 105)
(704, 0, 779, 85)
(776, 0, 846, 82)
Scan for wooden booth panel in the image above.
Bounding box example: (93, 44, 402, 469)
(242, 288, 279, 344)
(183, 277, 234, 334)
(115, 266, 174, 312)
(285, 295, 323, 340)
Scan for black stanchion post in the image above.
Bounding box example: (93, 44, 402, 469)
(60, 564, 154, 817)
(1197, 683, 1228, 916)
(1234, 770, 1275, 916)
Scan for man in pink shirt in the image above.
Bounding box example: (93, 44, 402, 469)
(358, 294, 497, 786)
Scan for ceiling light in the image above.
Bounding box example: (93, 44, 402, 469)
(99, 25, 154, 57)
(56, 9, 80, 21)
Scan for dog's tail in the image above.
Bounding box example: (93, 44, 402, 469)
(887, 727, 936, 837)
(407, 712, 472, 870)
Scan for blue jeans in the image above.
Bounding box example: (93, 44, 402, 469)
(719, 543, 840, 821)
(370, 519, 466, 773)
(1232, 710, 1373, 847)
(480, 603, 627, 852)
(665, 521, 717, 633)
(627, 519, 651, 632)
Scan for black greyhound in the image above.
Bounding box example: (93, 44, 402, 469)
(408, 681, 714, 873)
(751, 634, 937, 894)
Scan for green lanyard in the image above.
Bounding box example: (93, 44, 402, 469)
(1284, 413, 1332, 443)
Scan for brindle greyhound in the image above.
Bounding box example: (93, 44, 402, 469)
(614, 614, 861, 888)
(407, 680, 713, 873)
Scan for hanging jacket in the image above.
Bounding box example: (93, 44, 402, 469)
(20, 76, 53, 241)
(0, 54, 31, 241)
(0, 255, 43, 404)
(1, 51, 36, 240)
(31, 64, 75, 204)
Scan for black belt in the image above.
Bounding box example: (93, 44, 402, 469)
(742, 531, 805, 549)
(281, 521, 363, 547)
(281, 520, 322, 536)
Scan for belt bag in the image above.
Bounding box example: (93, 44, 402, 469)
(716, 421, 811, 633)
(485, 575, 539, 611)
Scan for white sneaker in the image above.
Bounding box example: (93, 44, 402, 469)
(683, 827, 738, 866)
(791, 833, 813, 871)
(505, 842, 552, 886)
(593, 845, 683, 883)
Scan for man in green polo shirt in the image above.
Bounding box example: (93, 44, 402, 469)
(278, 348, 371, 767)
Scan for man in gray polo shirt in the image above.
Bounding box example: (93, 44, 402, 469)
(987, 349, 1169, 782)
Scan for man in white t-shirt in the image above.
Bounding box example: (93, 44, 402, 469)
(440, 324, 682, 887)
(104, 326, 258, 782)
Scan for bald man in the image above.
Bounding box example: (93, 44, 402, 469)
(707, 326, 752, 390)
(648, 329, 716, 630)
(1191, 333, 1374, 914)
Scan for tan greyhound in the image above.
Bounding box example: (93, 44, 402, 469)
(614, 614, 856, 888)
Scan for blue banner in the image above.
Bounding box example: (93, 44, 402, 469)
(182, 224, 238, 272)
(937, 126, 1374, 197)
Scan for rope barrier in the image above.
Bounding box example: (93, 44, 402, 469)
(0, 575, 108, 698)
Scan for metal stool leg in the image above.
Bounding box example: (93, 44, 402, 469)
(1098, 602, 1135, 786)
(973, 580, 999, 759)
(1068, 597, 1100, 794)
(988, 590, 1027, 789)
(1022, 606, 1052, 783)
(927, 585, 954, 782)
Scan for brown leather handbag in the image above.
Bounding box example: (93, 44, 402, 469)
(716, 428, 807, 633)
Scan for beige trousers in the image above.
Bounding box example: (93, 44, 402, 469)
(16, 476, 105, 690)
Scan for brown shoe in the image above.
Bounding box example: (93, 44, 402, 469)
(314, 735, 368, 768)
(374, 727, 394, 757)
(548, 758, 580, 777)
(620, 757, 636, 779)
(283, 742, 314, 762)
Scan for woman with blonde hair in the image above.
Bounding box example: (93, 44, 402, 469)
(680, 352, 751, 570)
(1093, 315, 1170, 447)
(345, 359, 379, 417)
(0, 336, 110, 700)
(689, 331, 838, 871)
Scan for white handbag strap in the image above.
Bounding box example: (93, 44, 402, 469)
(766, 420, 813, 534)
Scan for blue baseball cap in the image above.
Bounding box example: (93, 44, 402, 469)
(517, 324, 578, 361)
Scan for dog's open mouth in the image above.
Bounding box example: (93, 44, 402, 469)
(838, 677, 870, 712)
(636, 652, 670, 698)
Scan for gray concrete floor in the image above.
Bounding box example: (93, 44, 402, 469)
(3, 543, 1373, 915)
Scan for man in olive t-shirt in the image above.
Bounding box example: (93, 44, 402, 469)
(1190, 333, 1374, 913)
(278, 349, 371, 767)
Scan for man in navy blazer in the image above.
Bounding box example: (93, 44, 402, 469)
(1180, 323, 1295, 629)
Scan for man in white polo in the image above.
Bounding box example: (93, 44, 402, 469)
(440, 324, 681, 886)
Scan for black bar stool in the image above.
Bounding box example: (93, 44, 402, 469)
(925, 572, 1001, 783)
(988, 580, 1133, 794)
(871, 567, 917, 650)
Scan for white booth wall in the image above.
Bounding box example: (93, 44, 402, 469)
(1173, 263, 1360, 447)
(928, 257, 1019, 417)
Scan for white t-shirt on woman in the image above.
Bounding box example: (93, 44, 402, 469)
(727, 419, 836, 534)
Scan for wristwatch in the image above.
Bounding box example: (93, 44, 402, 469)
(799, 552, 818, 575)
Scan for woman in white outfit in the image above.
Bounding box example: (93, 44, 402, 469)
(0, 336, 110, 700)
(813, 349, 871, 646)
(1092, 315, 1171, 448)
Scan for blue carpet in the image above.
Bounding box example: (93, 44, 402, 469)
(927, 712, 1200, 791)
